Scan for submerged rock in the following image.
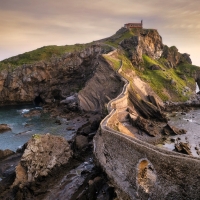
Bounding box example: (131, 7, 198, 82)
(0, 149, 15, 160)
(23, 109, 42, 118)
(0, 124, 11, 133)
(12, 134, 72, 188)
(163, 124, 186, 135)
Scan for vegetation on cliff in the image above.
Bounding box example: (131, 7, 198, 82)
(0, 43, 92, 70)
(0, 26, 199, 103)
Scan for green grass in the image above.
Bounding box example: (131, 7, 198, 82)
(103, 50, 197, 102)
(0, 43, 91, 70)
(32, 134, 41, 139)
(103, 29, 135, 49)
(140, 55, 196, 101)
(103, 54, 121, 71)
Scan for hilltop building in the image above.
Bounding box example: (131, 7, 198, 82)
(124, 20, 143, 29)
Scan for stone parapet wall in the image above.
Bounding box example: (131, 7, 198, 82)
(94, 61, 200, 200)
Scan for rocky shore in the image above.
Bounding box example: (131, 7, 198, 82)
(1, 90, 199, 199)
(0, 102, 118, 200)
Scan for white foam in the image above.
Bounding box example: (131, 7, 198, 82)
(21, 109, 30, 114)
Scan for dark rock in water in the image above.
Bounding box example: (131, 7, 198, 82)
(171, 138, 175, 143)
(12, 134, 72, 188)
(23, 109, 41, 118)
(163, 124, 186, 135)
(0, 149, 15, 160)
(181, 112, 186, 115)
(0, 124, 11, 133)
(88, 176, 104, 199)
(90, 117, 101, 131)
(0, 153, 22, 195)
(16, 143, 27, 154)
(175, 142, 192, 155)
(75, 135, 89, 150)
(55, 119, 61, 125)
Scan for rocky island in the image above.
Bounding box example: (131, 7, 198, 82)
(0, 23, 200, 200)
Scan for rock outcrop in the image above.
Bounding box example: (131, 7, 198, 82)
(0, 45, 105, 105)
(0, 149, 14, 159)
(0, 124, 11, 133)
(161, 45, 192, 68)
(12, 134, 72, 188)
(120, 29, 163, 66)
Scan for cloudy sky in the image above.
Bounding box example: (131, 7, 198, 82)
(1, 0, 200, 65)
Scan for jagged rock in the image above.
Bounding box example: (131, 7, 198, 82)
(148, 95, 162, 110)
(175, 142, 192, 155)
(120, 29, 163, 66)
(60, 93, 79, 105)
(134, 116, 159, 137)
(163, 124, 186, 135)
(129, 90, 166, 121)
(12, 134, 72, 188)
(0, 124, 11, 133)
(180, 53, 192, 64)
(0, 149, 15, 160)
(161, 45, 192, 68)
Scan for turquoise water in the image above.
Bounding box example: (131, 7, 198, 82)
(0, 105, 73, 151)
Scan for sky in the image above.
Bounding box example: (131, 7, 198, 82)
(0, 0, 200, 66)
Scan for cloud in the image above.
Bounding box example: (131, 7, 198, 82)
(0, 0, 200, 65)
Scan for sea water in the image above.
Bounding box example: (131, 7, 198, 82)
(163, 108, 200, 157)
(0, 105, 73, 151)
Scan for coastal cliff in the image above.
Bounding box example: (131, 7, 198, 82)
(0, 26, 200, 200)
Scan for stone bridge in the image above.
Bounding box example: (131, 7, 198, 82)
(94, 61, 200, 200)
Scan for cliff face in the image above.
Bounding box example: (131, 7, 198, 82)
(0, 45, 107, 105)
(78, 56, 124, 112)
(0, 27, 198, 106)
(120, 29, 163, 66)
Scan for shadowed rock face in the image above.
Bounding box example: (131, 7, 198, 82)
(78, 56, 124, 113)
(0, 45, 104, 105)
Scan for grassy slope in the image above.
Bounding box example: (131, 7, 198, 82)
(140, 55, 189, 101)
(0, 43, 91, 70)
(103, 28, 136, 48)
(103, 50, 199, 102)
(101, 28, 199, 102)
